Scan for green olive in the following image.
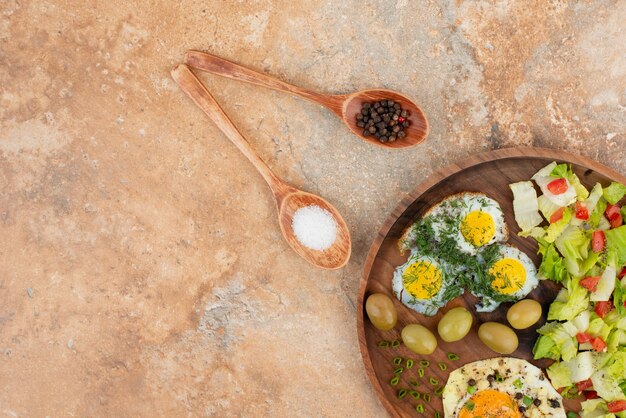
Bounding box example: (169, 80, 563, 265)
(365, 293, 397, 331)
(401, 324, 437, 355)
(478, 322, 519, 354)
(437, 307, 473, 342)
(507, 299, 542, 330)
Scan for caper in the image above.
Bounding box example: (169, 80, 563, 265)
(478, 322, 519, 354)
(507, 299, 542, 330)
(365, 293, 397, 331)
(437, 307, 473, 342)
(401, 324, 437, 355)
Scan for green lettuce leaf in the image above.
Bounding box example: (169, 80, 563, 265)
(548, 277, 590, 321)
(547, 361, 572, 389)
(592, 351, 626, 401)
(545, 207, 573, 243)
(538, 240, 569, 283)
(533, 335, 559, 360)
(606, 226, 626, 266)
(603, 182, 626, 205)
(591, 198, 608, 229)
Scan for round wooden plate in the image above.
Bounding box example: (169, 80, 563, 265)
(357, 147, 626, 418)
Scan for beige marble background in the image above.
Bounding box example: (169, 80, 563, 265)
(1, 0, 625, 416)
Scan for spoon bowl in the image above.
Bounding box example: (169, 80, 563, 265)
(184, 50, 429, 149)
(171, 63, 352, 269)
(278, 190, 351, 269)
(340, 89, 429, 148)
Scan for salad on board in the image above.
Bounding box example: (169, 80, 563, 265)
(510, 162, 626, 418)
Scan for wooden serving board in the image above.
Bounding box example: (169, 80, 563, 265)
(357, 147, 626, 418)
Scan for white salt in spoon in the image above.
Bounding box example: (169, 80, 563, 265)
(171, 64, 351, 269)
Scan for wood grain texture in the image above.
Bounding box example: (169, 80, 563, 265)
(171, 64, 351, 270)
(184, 50, 429, 149)
(357, 147, 626, 417)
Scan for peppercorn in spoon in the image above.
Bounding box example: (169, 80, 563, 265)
(184, 50, 429, 149)
(171, 64, 352, 269)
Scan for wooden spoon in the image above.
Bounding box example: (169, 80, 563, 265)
(171, 64, 351, 269)
(184, 50, 429, 149)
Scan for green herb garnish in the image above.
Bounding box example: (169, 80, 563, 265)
(467, 385, 476, 395)
(465, 400, 475, 412)
(513, 378, 523, 389)
(495, 374, 505, 383)
(377, 340, 390, 348)
(390, 376, 400, 386)
(435, 386, 444, 396)
(418, 368, 424, 377)
(522, 395, 533, 407)
(567, 412, 578, 418)
(447, 352, 460, 361)
(409, 379, 419, 387)
(393, 357, 403, 366)
(429, 377, 438, 386)
(409, 390, 420, 399)
(406, 359, 414, 369)
(423, 393, 431, 403)
(438, 362, 447, 371)
(416, 404, 424, 413)
(420, 360, 430, 367)
(397, 388, 407, 400)
(394, 367, 404, 375)
(391, 340, 401, 348)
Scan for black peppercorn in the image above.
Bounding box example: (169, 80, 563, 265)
(533, 399, 541, 406)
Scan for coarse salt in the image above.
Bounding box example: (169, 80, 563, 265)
(291, 205, 337, 251)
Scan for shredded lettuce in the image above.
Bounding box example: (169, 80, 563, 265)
(547, 361, 572, 389)
(548, 276, 589, 321)
(545, 207, 573, 243)
(538, 194, 562, 221)
(592, 351, 626, 401)
(538, 240, 569, 283)
(509, 181, 543, 232)
(606, 226, 626, 266)
(603, 182, 626, 205)
(550, 163, 590, 200)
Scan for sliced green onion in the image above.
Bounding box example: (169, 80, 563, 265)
(416, 404, 424, 413)
(435, 412, 441, 418)
(423, 393, 431, 403)
(409, 390, 420, 399)
(420, 360, 430, 367)
(394, 367, 404, 375)
(406, 359, 414, 369)
(418, 368, 424, 377)
(393, 357, 403, 366)
(390, 376, 400, 386)
(429, 377, 438, 386)
(495, 374, 505, 383)
(566, 412, 578, 418)
(467, 385, 476, 395)
(438, 362, 447, 371)
(391, 339, 401, 348)
(466, 400, 475, 411)
(513, 378, 523, 389)
(447, 352, 460, 361)
(435, 386, 444, 396)
(377, 340, 390, 348)
(397, 388, 407, 400)
(523, 395, 533, 407)
(409, 379, 419, 387)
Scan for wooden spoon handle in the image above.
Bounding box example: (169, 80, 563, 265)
(184, 50, 344, 116)
(171, 64, 287, 195)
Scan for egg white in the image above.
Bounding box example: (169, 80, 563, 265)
(392, 252, 463, 316)
(473, 244, 539, 312)
(443, 358, 566, 418)
(455, 194, 508, 255)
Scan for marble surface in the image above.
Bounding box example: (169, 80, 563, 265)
(1, 0, 625, 416)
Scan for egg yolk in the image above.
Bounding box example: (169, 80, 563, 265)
(459, 389, 521, 418)
(402, 261, 442, 299)
(460, 211, 496, 247)
(489, 258, 526, 294)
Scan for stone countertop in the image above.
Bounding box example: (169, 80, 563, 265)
(1, 0, 624, 416)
